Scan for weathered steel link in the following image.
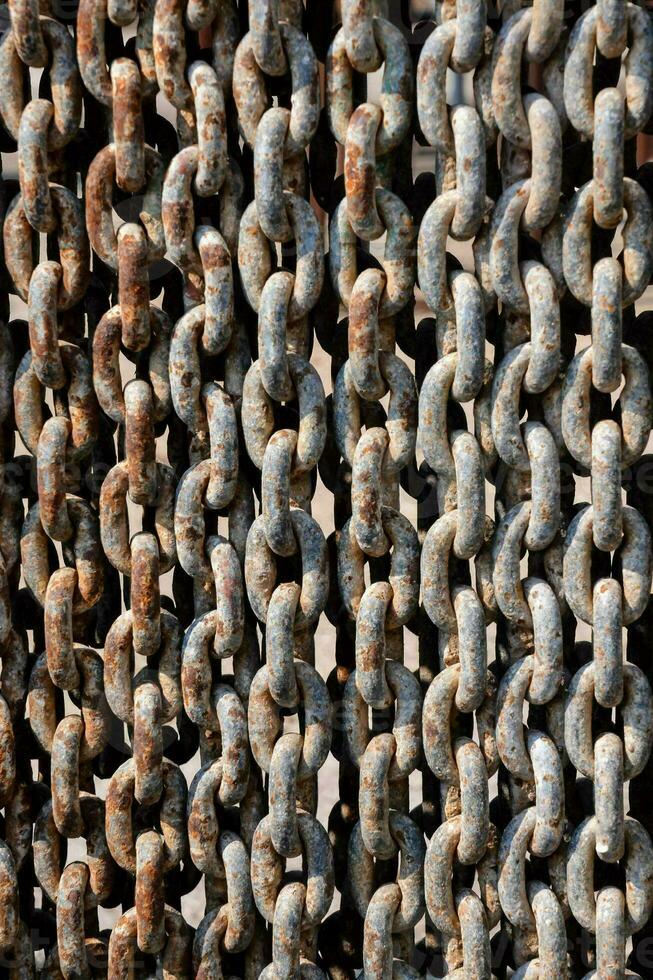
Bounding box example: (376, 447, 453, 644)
(0, 0, 650, 975)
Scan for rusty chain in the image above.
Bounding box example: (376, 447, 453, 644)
(0, 0, 650, 976)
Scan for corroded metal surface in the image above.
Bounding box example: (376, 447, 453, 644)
(0, 0, 650, 977)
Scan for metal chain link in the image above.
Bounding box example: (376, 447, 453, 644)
(0, 0, 650, 976)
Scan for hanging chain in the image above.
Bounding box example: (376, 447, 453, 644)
(0, 0, 650, 976)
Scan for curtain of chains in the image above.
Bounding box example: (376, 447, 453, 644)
(0, 0, 650, 976)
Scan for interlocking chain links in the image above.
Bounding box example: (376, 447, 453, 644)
(488, 4, 569, 977)
(1, 0, 107, 971)
(561, 5, 653, 979)
(416, 3, 501, 976)
(159, 16, 263, 973)
(0, 0, 651, 976)
(232, 4, 334, 977)
(156, 2, 270, 978)
(326, 3, 424, 978)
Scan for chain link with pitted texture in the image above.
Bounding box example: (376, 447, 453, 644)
(0, 0, 650, 976)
